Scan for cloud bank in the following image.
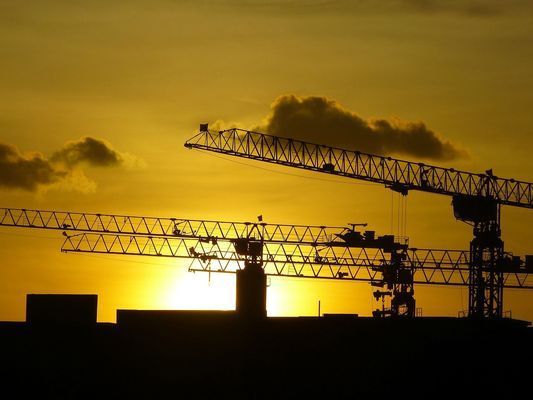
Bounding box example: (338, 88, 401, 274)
(255, 95, 466, 161)
(0, 137, 135, 192)
(51, 137, 123, 167)
(0, 144, 66, 191)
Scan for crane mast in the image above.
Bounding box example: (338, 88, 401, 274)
(185, 126, 533, 318)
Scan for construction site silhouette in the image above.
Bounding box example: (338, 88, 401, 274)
(0, 125, 532, 398)
(0, 294, 530, 397)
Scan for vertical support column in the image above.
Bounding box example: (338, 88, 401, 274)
(233, 236, 267, 319)
(468, 208, 504, 318)
(452, 194, 504, 319)
(236, 261, 267, 319)
(391, 265, 416, 317)
(377, 249, 415, 317)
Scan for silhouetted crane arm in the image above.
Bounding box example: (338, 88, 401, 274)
(61, 233, 533, 289)
(185, 128, 533, 208)
(0, 207, 345, 245)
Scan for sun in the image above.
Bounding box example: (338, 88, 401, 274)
(161, 267, 237, 311)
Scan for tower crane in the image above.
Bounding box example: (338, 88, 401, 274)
(2, 207, 531, 317)
(184, 125, 533, 318)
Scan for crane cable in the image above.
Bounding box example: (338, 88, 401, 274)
(194, 148, 376, 186)
(390, 192, 408, 238)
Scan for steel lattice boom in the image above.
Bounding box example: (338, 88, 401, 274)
(60, 233, 532, 289)
(185, 128, 533, 208)
(0, 207, 346, 245)
(2, 204, 532, 317)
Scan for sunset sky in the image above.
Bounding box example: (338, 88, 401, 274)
(1, 0, 532, 322)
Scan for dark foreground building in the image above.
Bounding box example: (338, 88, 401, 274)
(0, 295, 531, 398)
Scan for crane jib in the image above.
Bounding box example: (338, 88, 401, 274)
(1, 206, 531, 288)
(184, 128, 533, 209)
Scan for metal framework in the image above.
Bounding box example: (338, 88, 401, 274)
(185, 128, 533, 208)
(185, 127, 533, 318)
(0, 207, 345, 245)
(2, 204, 531, 316)
(60, 233, 532, 289)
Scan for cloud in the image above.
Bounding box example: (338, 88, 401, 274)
(0, 143, 65, 191)
(51, 137, 123, 167)
(0, 137, 138, 192)
(209, 119, 243, 133)
(45, 169, 97, 195)
(255, 95, 466, 161)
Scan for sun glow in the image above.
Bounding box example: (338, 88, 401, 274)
(161, 268, 237, 311)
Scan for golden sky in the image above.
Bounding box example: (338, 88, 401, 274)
(1, 0, 532, 321)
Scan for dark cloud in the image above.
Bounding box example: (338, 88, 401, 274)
(51, 137, 123, 167)
(257, 95, 466, 161)
(0, 143, 65, 191)
(0, 137, 132, 192)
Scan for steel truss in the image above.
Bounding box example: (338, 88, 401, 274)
(3, 205, 531, 315)
(185, 128, 533, 208)
(61, 233, 532, 289)
(0, 207, 346, 244)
